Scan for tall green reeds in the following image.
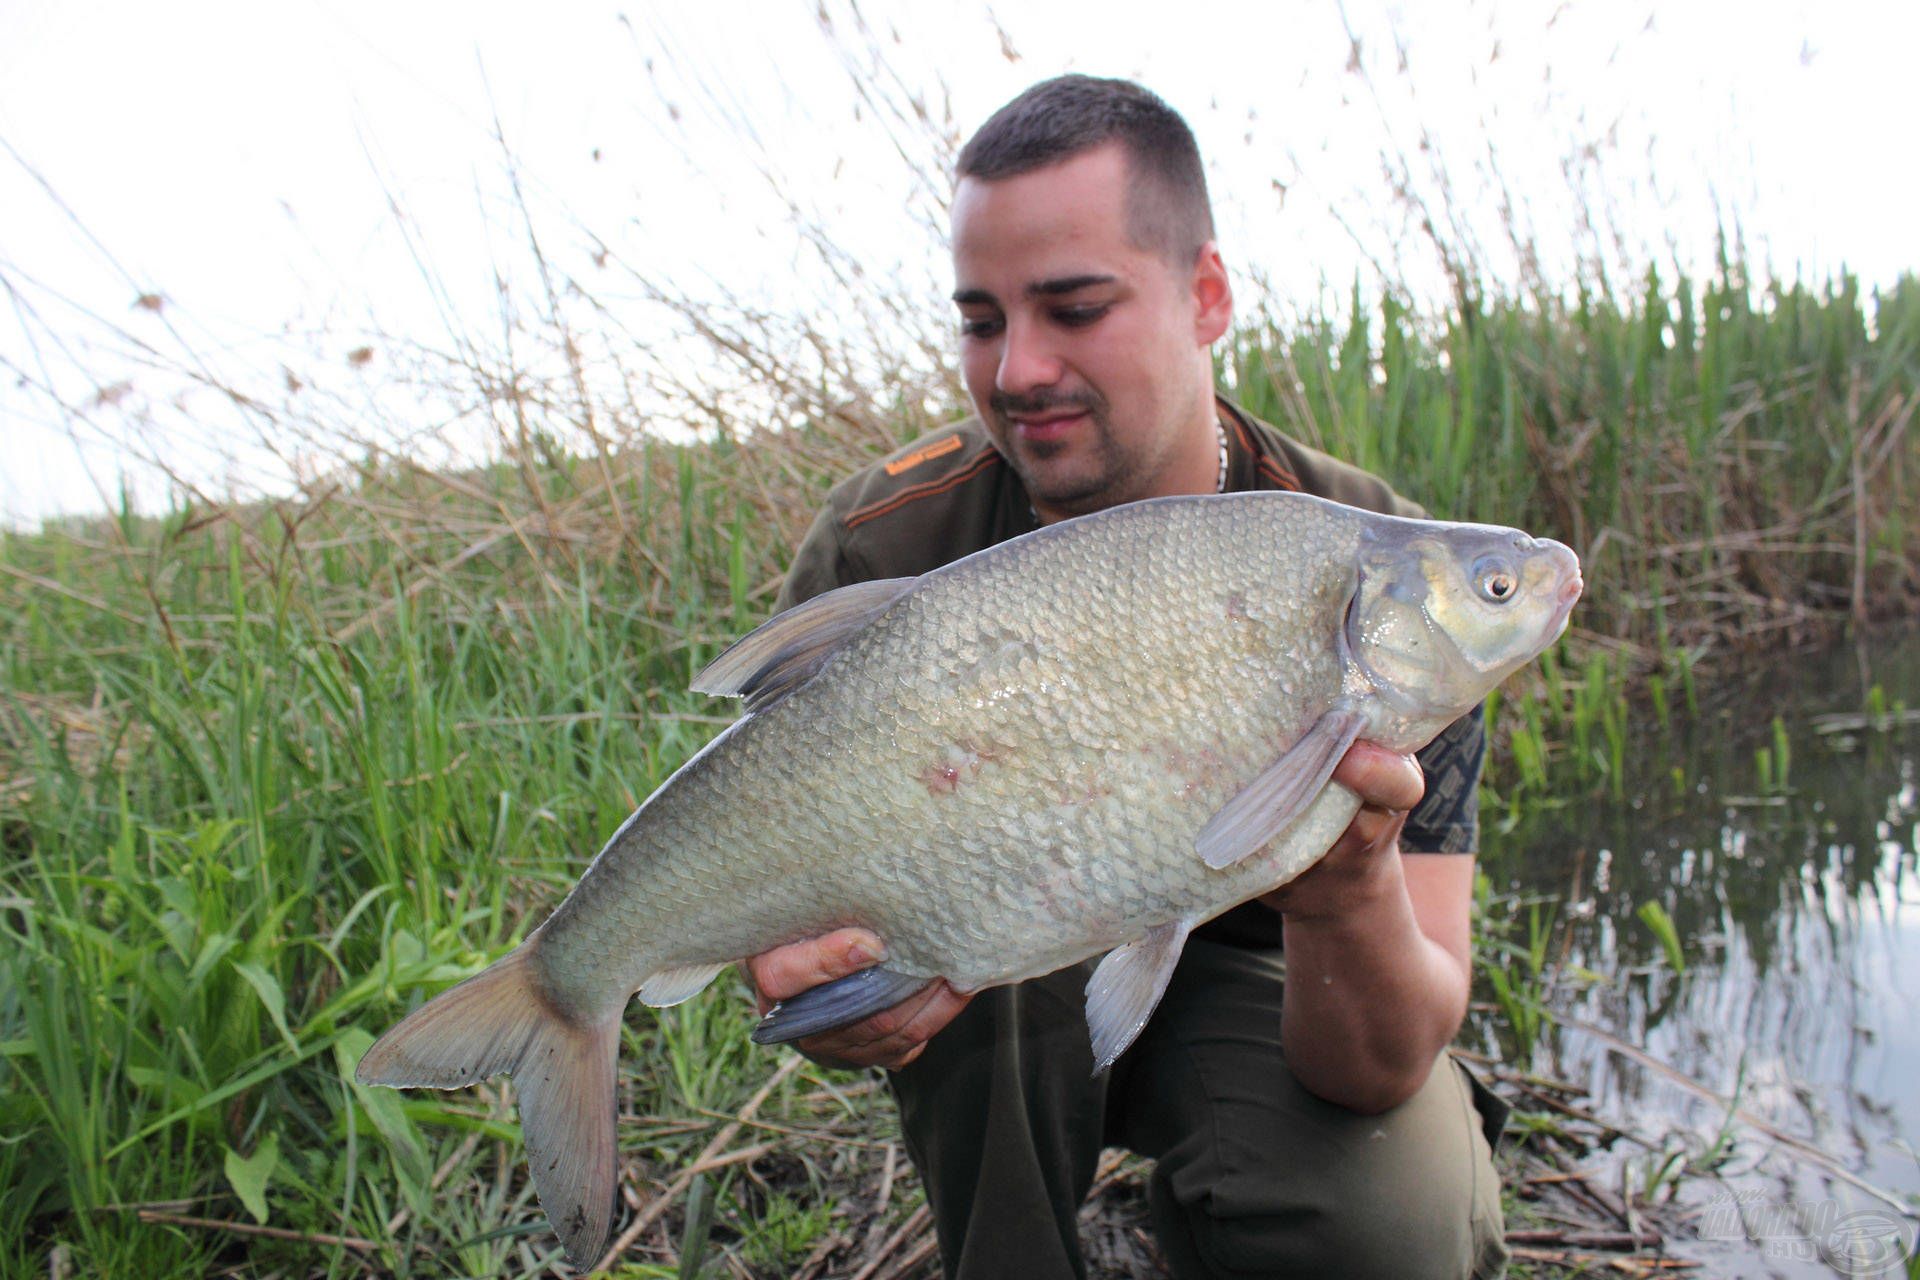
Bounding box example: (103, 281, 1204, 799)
(5, 255, 1917, 1272)
(1230, 267, 1919, 659)
(0, 447, 856, 1274)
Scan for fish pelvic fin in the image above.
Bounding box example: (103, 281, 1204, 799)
(356, 946, 621, 1271)
(1085, 920, 1192, 1073)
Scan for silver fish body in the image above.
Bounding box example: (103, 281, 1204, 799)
(359, 491, 1582, 1268)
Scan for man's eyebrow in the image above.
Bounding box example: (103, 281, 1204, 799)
(949, 274, 1119, 306)
(1027, 274, 1116, 297)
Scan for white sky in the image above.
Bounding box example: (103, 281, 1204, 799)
(2, 0, 1914, 526)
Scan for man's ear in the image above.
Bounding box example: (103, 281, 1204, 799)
(1190, 241, 1233, 345)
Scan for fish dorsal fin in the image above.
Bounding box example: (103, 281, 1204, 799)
(1194, 707, 1368, 870)
(1085, 919, 1192, 1073)
(692, 577, 918, 714)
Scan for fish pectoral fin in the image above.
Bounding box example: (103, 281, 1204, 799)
(749, 968, 932, 1045)
(637, 962, 729, 1008)
(1084, 920, 1192, 1073)
(1195, 707, 1368, 870)
(692, 576, 920, 714)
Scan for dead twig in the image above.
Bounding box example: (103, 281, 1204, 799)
(131, 1210, 376, 1252)
(594, 1053, 803, 1271)
(1506, 1227, 1663, 1249)
(1508, 1244, 1698, 1271)
(848, 1202, 930, 1280)
(874, 1229, 939, 1280)
(1559, 1015, 1916, 1217)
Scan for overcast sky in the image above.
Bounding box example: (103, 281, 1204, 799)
(2, 1, 1914, 526)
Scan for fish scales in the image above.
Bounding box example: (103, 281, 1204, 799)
(357, 490, 1582, 1268)
(533, 496, 1360, 1003)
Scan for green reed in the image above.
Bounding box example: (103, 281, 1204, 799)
(3, 264, 1916, 1275)
(0, 450, 846, 1274)
(1230, 267, 1919, 655)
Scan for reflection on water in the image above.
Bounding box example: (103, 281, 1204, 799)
(1479, 630, 1920, 1278)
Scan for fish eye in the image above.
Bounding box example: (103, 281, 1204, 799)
(1472, 555, 1517, 604)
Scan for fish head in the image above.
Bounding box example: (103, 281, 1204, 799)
(1346, 521, 1583, 722)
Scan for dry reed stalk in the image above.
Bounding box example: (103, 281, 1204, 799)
(593, 1053, 804, 1271)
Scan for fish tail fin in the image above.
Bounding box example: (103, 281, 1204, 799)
(356, 945, 621, 1270)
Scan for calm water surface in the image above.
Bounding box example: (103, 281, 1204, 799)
(1478, 630, 1920, 1278)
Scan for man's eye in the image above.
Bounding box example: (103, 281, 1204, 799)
(960, 316, 1003, 338)
(1053, 304, 1110, 328)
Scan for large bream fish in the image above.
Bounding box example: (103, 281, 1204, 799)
(359, 491, 1582, 1267)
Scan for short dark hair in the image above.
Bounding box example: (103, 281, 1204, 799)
(956, 75, 1215, 266)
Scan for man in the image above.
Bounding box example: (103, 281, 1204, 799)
(747, 76, 1509, 1279)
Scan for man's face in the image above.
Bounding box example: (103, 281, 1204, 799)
(950, 143, 1229, 521)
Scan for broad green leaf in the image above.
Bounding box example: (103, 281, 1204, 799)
(233, 960, 297, 1049)
(188, 931, 238, 985)
(334, 1028, 432, 1204)
(224, 1132, 279, 1224)
(124, 1065, 206, 1110)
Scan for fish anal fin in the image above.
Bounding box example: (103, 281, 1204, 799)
(1085, 920, 1192, 1073)
(749, 967, 932, 1045)
(638, 961, 728, 1008)
(1194, 707, 1368, 870)
(355, 945, 622, 1270)
(692, 577, 919, 714)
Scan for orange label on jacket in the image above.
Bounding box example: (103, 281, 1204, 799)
(884, 434, 964, 476)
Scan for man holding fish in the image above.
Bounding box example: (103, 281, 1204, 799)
(749, 76, 1513, 1280)
(362, 73, 1579, 1279)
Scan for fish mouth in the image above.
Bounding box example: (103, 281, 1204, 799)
(1543, 571, 1583, 640)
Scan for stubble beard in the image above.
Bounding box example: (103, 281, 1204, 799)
(988, 387, 1150, 517)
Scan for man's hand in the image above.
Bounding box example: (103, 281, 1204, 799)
(1259, 740, 1425, 920)
(1260, 739, 1477, 1113)
(743, 928, 973, 1070)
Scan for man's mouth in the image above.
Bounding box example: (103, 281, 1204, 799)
(1008, 410, 1089, 443)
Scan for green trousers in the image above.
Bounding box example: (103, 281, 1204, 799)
(890, 938, 1510, 1279)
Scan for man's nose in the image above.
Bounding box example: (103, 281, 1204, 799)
(995, 317, 1063, 395)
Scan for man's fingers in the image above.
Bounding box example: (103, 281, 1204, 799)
(841, 982, 971, 1052)
(1331, 741, 1425, 814)
(745, 928, 886, 1003)
(797, 982, 973, 1070)
(742, 930, 972, 1070)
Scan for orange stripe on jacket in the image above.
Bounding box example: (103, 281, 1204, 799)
(845, 449, 1003, 529)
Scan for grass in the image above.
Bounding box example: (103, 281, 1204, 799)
(5, 6, 1915, 1267)
(1233, 266, 1920, 655)
(3, 174, 1917, 1276)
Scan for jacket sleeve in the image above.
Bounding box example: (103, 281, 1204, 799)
(774, 506, 857, 613)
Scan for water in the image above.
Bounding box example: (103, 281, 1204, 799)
(1478, 631, 1920, 1278)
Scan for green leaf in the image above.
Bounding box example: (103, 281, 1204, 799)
(124, 1065, 206, 1110)
(1636, 900, 1688, 975)
(233, 960, 297, 1050)
(224, 1131, 279, 1224)
(334, 1028, 432, 1204)
(678, 1172, 714, 1280)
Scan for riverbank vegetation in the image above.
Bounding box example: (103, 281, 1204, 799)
(3, 248, 1915, 1275)
(5, 13, 1918, 1265)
